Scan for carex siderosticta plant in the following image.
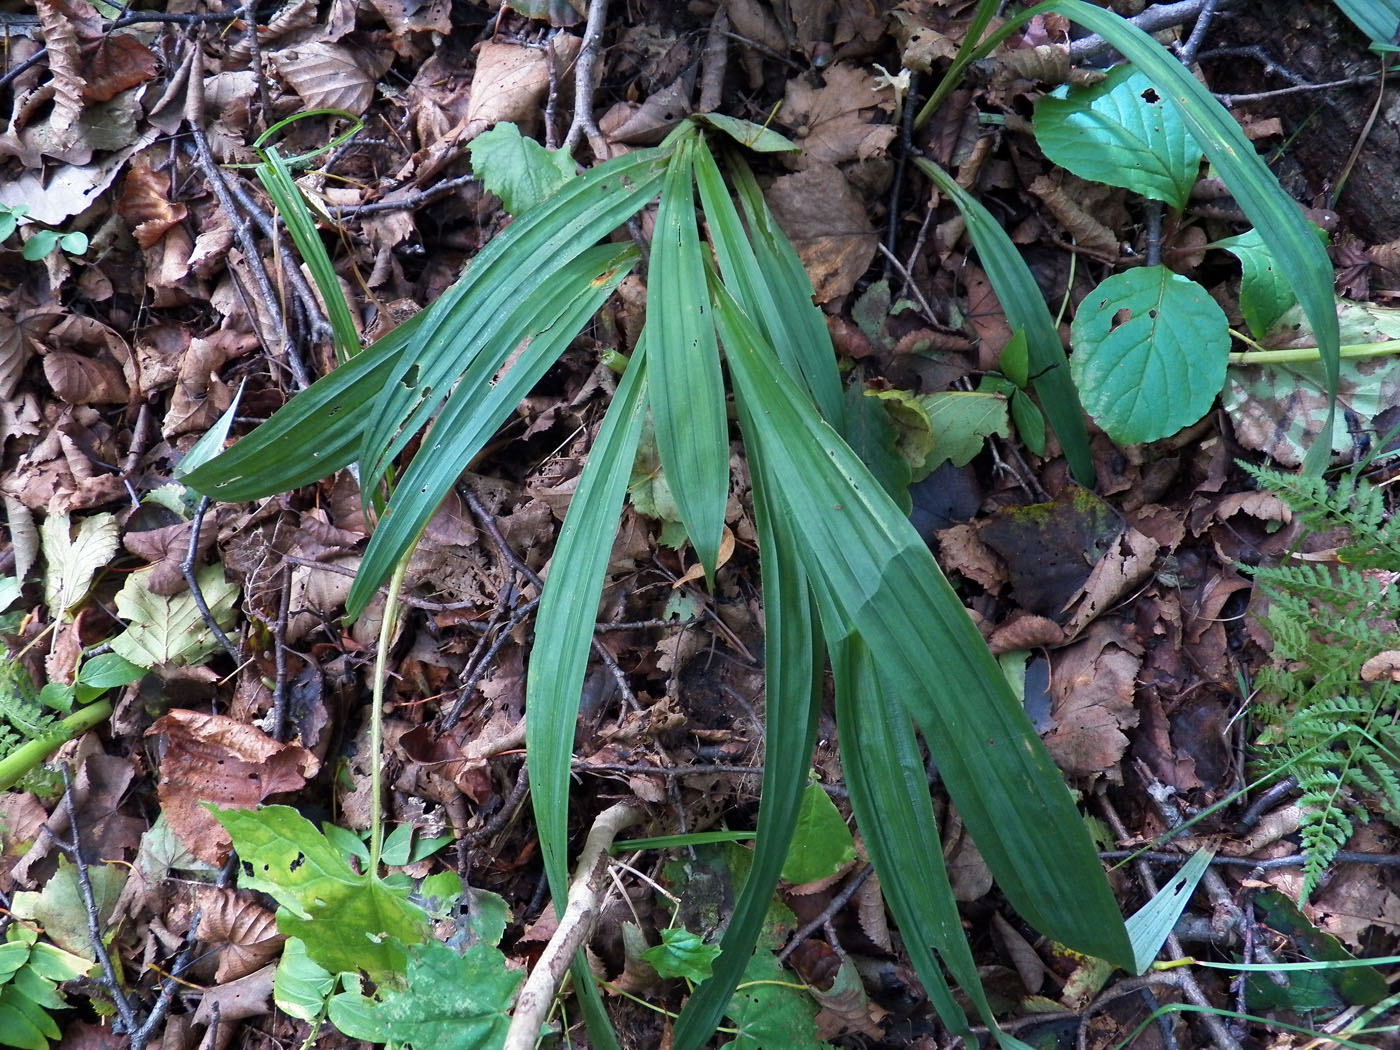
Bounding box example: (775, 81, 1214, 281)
(182, 2, 1342, 1046)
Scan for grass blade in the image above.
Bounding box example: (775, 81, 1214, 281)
(526, 344, 650, 899)
(713, 280, 1134, 969)
(646, 135, 730, 580)
(915, 157, 1093, 485)
(255, 146, 360, 362)
(355, 149, 670, 498)
(346, 244, 638, 616)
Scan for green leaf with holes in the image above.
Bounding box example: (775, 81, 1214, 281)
(1034, 64, 1202, 209)
(1070, 265, 1229, 443)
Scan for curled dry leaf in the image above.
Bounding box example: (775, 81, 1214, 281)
(116, 165, 189, 249)
(1042, 622, 1142, 779)
(1361, 650, 1400, 682)
(782, 64, 896, 170)
(149, 710, 320, 865)
(192, 886, 285, 983)
(33, 0, 86, 138)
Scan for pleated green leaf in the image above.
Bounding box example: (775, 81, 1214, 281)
(646, 135, 729, 581)
(181, 312, 428, 501)
(671, 344, 824, 1050)
(346, 244, 637, 616)
(694, 144, 843, 426)
(526, 345, 650, 899)
(915, 158, 1093, 485)
(713, 282, 1135, 970)
(355, 149, 670, 498)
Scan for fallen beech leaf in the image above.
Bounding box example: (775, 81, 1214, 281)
(766, 165, 877, 303)
(193, 886, 285, 982)
(782, 64, 895, 169)
(269, 42, 382, 116)
(149, 710, 319, 864)
(43, 351, 129, 405)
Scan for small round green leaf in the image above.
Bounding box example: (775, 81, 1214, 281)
(1069, 265, 1229, 444)
(1034, 65, 1203, 208)
(20, 230, 59, 261)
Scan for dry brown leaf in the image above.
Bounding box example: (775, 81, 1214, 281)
(782, 64, 895, 170)
(1027, 174, 1120, 259)
(149, 711, 320, 865)
(269, 41, 385, 116)
(42, 351, 128, 406)
(766, 165, 877, 303)
(116, 166, 188, 249)
(192, 886, 285, 983)
(1042, 622, 1142, 778)
(81, 32, 158, 103)
(34, 0, 87, 138)
(465, 41, 555, 132)
(191, 963, 275, 1028)
(1361, 650, 1400, 682)
(1062, 525, 1158, 637)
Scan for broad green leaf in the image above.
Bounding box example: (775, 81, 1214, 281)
(672, 355, 823, 1050)
(210, 804, 429, 984)
(0, 576, 20, 613)
(346, 243, 637, 616)
(1034, 65, 1203, 208)
(1069, 265, 1229, 444)
(370, 939, 521, 1050)
(643, 927, 721, 982)
(647, 134, 728, 580)
(40, 511, 118, 617)
(73, 652, 144, 704)
(1036, 0, 1339, 472)
(1125, 849, 1212, 974)
(21, 230, 58, 261)
(915, 159, 1093, 484)
(109, 564, 238, 668)
(273, 938, 335, 1022)
(1333, 0, 1400, 51)
(690, 112, 800, 153)
(714, 282, 1135, 970)
(176, 379, 245, 479)
(526, 348, 649, 898)
(469, 122, 576, 214)
(919, 390, 1012, 467)
(840, 381, 913, 509)
(0, 996, 51, 1050)
(356, 149, 668, 503)
(724, 949, 834, 1050)
(10, 965, 64, 1011)
(1216, 228, 1298, 339)
(780, 782, 856, 885)
(18, 943, 89, 985)
(0, 939, 30, 982)
(256, 146, 360, 362)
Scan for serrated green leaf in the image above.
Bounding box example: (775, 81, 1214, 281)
(210, 805, 429, 984)
(109, 564, 238, 668)
(1216, 228, 1298, 339)
(644, 927, 721, 982)
(373, 939, 521, 1050)
(725, 950, 833, 1050)
(1034, 64, 1202, 208)
(1069, 265, 1229, 444)
(918, 390, 1011, 467)
(273, 938, 336, 1022)
(40, 511, 118, 617)
(469, 122, 576, 214)
(780, 783, 855, 885)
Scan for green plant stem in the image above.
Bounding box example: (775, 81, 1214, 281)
(367, 554, 411, 874)
(0, 700, 112, 791)
(1229, 339, 1400, 366)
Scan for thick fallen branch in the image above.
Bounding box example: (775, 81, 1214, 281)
(504, 801, 642, 1050)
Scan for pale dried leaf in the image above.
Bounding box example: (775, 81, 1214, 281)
(269, 41, 380, 116)
(41, 509, 118, 616)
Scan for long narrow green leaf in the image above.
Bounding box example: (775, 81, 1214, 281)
(526, 344, 649, 899)
(646, 135, 729, 581)
(694, 145, 843, 427)
(356, 149, 670, 496)
(833, 635, 1036, 1049)
(915, 157, 1093, 485)
(726, 158, 846, 429)
(256, 146, 360, 362)
(346, 244, 638, 616)
(713, 281, 1134, 969)
(181, 310, 429, 501)
(671, 343, 824, 1050)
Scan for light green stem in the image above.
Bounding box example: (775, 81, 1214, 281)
(367, 554, 411, 874)
(1229, 339, 1400, 366)
(0, 700, 112, 791)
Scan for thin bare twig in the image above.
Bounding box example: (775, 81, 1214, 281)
(182, 497, 242, 663)
(562, 0, 610, 158)
(504, 801, 642, 1050)
(778, 864, 873, 963)
(1068, 0, 1236, 62)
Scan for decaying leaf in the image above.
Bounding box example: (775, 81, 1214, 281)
(782, 64, 896, 170)
(41, 508, 118, 617)
(1042, 622, 1142, 779)
(766, 165, 878, 302)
